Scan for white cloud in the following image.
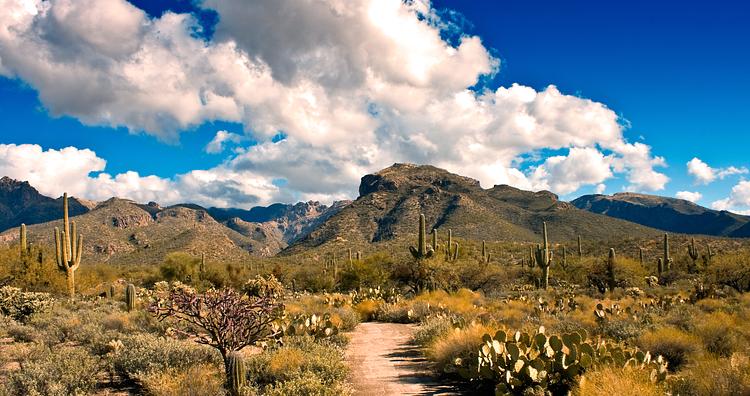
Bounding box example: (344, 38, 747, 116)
(594, 184, 606, 194)
(687, 157, 747, 185)
(205, 130, 244, 154)
(712, 180, 750, 214)
(676, 191, 702, 203)
(0, 0, 671, 203)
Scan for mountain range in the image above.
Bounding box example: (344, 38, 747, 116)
(0, 164, 747, 264)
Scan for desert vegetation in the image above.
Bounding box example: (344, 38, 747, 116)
(2, 199, 750, 395)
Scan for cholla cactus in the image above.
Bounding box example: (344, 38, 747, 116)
(409, 214, 434, 260)
(54, 193, 82, 300)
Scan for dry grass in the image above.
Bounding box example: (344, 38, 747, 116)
(268, 348, 305, 379)
(638, 326, 701, 371)
(426, 323, 496, 369)
(670, 355, 750, 396)
(573, 367, 662, 396)
(354, 299, 381, 321)
(413, 289, 484, 316)
(137, 363, 225, 396)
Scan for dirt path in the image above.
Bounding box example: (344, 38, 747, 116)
(346, 322, 461, 396)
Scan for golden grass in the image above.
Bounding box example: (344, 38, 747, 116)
(354, 299, 381, 321)
(638, 326, 701, 371)
(268, 348, 305, 379)
(138, 363, 225, 396)
(573, 367, 662, 396)
(426, 323, 496, 368)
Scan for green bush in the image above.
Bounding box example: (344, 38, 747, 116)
(0, 286, 54, 322)
(709, 254, 750, 292)
(159, 252, 201, 283)
(110, 334, 220, 379)
(3, 346, 100, 396)
(265, 371, 352, 396)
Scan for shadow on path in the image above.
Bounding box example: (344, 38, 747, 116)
(346, 322, 466, 396)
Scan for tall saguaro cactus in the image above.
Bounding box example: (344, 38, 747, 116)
(481, 240, 491, 264)
(410, 214, 434, 260)
(54, 193, 82, 299)
(19, 223, 28, 259)
(639, 247, 644, 266)
(533, 222, 553, 289)
(577, 235, 583, 258)
(431, 229, 438, 251)
(662, 233, 672, 271)
(687, 238, 698, 273)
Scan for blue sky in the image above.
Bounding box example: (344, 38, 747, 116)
(0, 0, 748, 210)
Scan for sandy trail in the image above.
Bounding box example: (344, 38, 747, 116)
(346, 322, 461, 396)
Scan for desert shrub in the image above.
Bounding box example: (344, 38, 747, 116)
(264, 371, 352, 396)
(694, 312, 740, 357)
(708, 254, 750, 292)
(0, 286, 54, 322)
(292, 267, 335, 292)
(664, 303, 702, 332)
(137, 363, 226, 396)
(413, 315, 457, 346)
(4, 346, 100, 396)
(353, 299, 381, 321)
(638, 326, 700, 371)
(573, 366, 662, 396)
(426, 323, 495, 371)
(597, 317, 645, 342)
(669, 355, 750, 396)
(7, 323, 40, 343)
(111, 333, 220, 379)
(159, 252, 201, 283)
(336, 253, 392, 291)
(246, 337, 349, 388)
(587, 257, 647, 292)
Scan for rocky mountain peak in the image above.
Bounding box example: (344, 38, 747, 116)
(358, 163, 481, 197)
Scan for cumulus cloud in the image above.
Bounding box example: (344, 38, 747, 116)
(687, 157, 747, 185)
(712, 180, 750, 214)
(0, 0, 671, 204)
(205, 130, 244, 154)
(676, 191, 702, 203)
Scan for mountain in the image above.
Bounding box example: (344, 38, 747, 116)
(208, 201, 349, 245)
(0, 177, 89, 231)
(284, 163, 660, 254)
(0, 177, 348, 263)
(571, 192, 750, 237)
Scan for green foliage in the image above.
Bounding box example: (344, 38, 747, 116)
(4, 346, 100, 396)
(110, 333, 220, 380)
(708, 253, 750, 292)
(159, 252, 201, 283)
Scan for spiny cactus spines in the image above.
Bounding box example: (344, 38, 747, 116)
(662, 233, 672, 271)
(226, 351, 246, 396)
(125, 283, 136, 312)
(577, 235, 583, 257)
(607, 248, 616, 291)
(54, 193, 82, 300)
(687, 238, 699, 273)
(533, 222, 553, 289)
(409, 214, 434, 260)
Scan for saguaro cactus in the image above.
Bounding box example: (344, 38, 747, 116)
(409, 214, 434, 259)
(561, 245, 567, 269)
(19, 223, 28, 259)
(607, 248, 616, 291)
(703, 243, 715, 268)
(663, 234, 672, 271)
(657, 258, 664, 278)
(452, 242, 459, 261)
(227, 351, 246, 396)
(125, 283, 136, 312)
(528, 245, 536, 268)
(54, 193, 82, 300)
(533, 222, 553, 289)
(481, 240, 491, 264)
(577, 235, 583, 258)
(431, 229, 438, 251)
(639, 247, 644, 266)
(687, 238, 699, 273)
